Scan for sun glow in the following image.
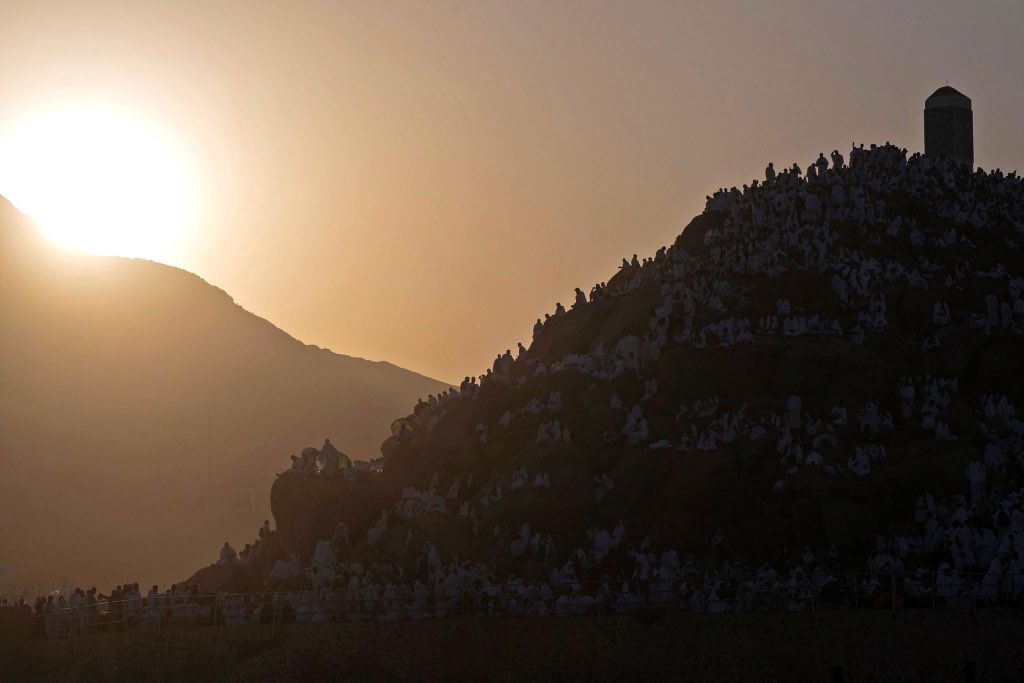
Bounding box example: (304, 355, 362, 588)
(0, 103, 193, 261)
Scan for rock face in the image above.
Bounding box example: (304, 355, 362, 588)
(257, 146, 1024, 586)
(182, 563, 261, 595)
(0, 197, 450, 590)
(270, 473, 390, 561)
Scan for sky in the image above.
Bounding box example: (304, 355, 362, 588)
(0, 0, 1021, 383)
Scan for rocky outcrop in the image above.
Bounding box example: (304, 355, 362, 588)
(244, 147, 1024, 584)
(270, 472, 391, 561)
(182, 563, 261, 594)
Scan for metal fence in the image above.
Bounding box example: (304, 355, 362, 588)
(16, 570, 1024, 639)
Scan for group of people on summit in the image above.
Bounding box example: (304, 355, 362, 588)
(284, 438, 352, 476)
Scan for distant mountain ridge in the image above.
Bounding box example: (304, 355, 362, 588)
(0, 197, 450, 591)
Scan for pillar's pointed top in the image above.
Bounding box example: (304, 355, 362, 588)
(926, 86, 971, 109)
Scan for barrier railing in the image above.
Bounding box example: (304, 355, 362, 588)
(14, 570, 1024, 639)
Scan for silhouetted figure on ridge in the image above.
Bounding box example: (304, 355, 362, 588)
(217, 542, 237, 566)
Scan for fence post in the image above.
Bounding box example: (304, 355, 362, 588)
(891, 573, 896, 615)
(271, 596, 277, 637)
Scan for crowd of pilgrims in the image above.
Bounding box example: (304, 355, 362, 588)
(18, 485, 1024, 637)
(230, 144, 1024, 619)
(353, 145, 1024, 587)
(16, 144, 1024, 634)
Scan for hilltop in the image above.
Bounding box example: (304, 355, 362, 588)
(204, 144, 1024, 598)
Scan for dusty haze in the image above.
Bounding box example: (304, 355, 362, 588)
(0, 1, 1020, 383)
(0, 200, 449, 592)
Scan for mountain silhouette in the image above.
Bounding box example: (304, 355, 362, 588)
(0, 198, 450, 591)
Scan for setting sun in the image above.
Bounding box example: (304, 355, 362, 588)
(0, 103, 191, 261)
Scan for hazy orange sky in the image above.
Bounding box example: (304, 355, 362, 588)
(0, 1, 1021, 382)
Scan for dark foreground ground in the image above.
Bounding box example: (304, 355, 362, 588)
(2, 610, 1021, 682)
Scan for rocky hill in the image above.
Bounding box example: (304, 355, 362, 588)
(207, 145, 1024, 593)
(0, 199, 450, 591)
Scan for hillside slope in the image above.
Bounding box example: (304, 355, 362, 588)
(247, 145, 1024, 594)
(0, 199, 449, 591)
